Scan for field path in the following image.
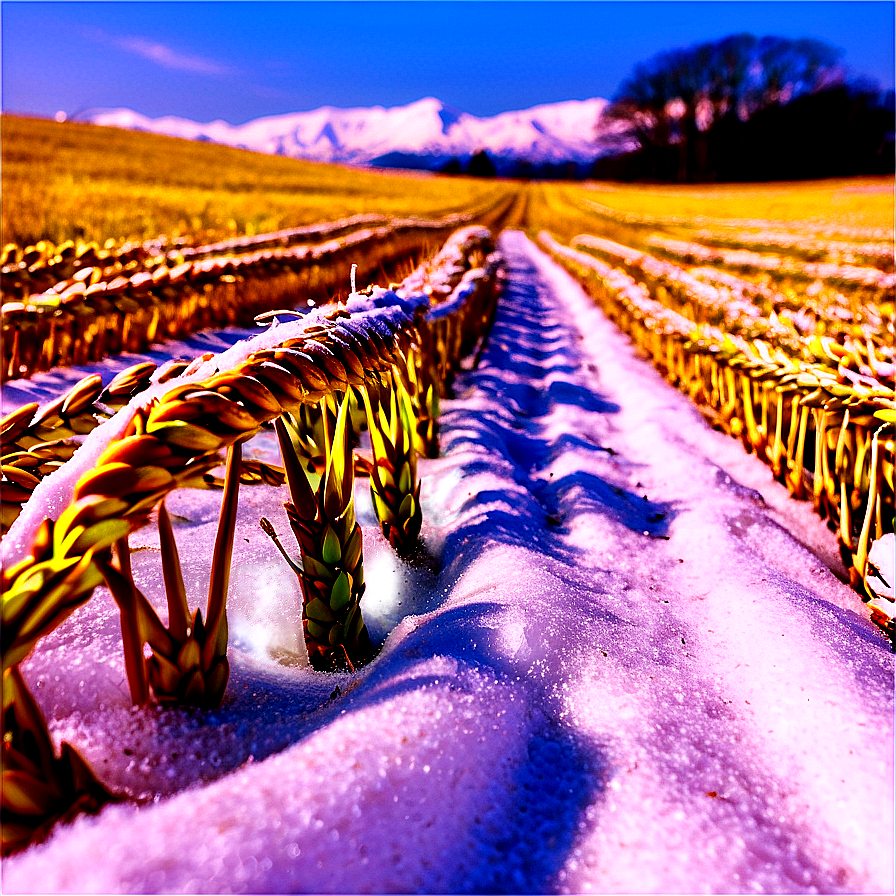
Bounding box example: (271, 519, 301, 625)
(4, 230, 893, 894)
(430, 230, 894, 891)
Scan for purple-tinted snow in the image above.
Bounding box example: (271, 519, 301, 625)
(2, 232, 893, 894)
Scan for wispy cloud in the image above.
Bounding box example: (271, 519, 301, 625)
(117, 36, 233, 75)
(86, 27, 236, 76)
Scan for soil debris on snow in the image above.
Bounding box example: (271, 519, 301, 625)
(3, 232, 893, 894)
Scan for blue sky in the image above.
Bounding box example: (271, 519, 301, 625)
(2, 1, 894, 122)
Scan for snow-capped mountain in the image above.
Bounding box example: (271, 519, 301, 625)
(83, 97, 612, 171)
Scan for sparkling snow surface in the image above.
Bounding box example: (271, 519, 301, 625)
(3, 232, 894, 894)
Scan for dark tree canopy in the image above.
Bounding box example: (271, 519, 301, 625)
(466, 150, 497, 178)
(603, 33, 843, 143)
(439, 157, 464, 175)
(594, 33, 892, 182)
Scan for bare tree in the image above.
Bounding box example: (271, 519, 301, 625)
(599, 34, 844, 180)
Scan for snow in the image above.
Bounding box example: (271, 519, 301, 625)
(84, 97, 611, 167)
(2, 233, 893, 894)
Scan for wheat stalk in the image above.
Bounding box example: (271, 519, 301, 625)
(1, 665, 117, 856)
(264, 397, 372, 671)
(1, 228, 504, 849)
(362, 375, 423, 558)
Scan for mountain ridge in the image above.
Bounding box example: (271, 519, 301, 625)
(83, 96, 614, 172)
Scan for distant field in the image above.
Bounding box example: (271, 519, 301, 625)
(577, 178, 895, 232)
(0, 115, 509, 246)
(4, 114, 893, 250)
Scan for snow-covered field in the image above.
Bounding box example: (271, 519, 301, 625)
(2, 232, 893, 894)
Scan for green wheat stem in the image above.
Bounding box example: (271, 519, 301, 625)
(113, 537, 150, 705)
(202, 441, 242, 669)
(158, 501, 190, 642)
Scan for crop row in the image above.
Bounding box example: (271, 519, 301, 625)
(0, 186, 511, 306)
(538, 231, 894, 637)
(0, 225, 496, 540)
(0, 226, 505, 855)
(688, 227, 895, 273)
(0, 211, 492, 381)
(646, 235, 896, 291)
(572, 233, 893, 379)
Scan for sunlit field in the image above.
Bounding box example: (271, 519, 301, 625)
(0, 115, 511, 246)
(577, 177, 895, 231)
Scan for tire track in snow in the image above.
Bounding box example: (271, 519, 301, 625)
(433, 230, 893, 892)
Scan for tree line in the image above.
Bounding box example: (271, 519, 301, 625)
(592, 33, 894, 182)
